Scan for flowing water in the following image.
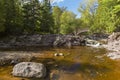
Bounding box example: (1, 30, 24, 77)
(0, 46, 120, 80)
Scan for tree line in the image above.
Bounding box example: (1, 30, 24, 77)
(0, 0, 120, 36)
(0, 0, 54, 35)
(79, 0, 120, 33)
(0, 0, 78, 35)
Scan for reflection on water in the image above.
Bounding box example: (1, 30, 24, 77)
(0, 46, 120, 80)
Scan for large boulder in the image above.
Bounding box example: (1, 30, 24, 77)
(12, 62, 46, 78)
(53, 35, 86, 47)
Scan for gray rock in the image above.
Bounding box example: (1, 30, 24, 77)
(104, 32, 120, 60)
(53, 35, 85, 47)
(87, 33, 109, 40)
(12, 62, 46, 78)
(106, 32, 120, 52)
(0, 52, 33, 66)
(107, 52, 120, 60)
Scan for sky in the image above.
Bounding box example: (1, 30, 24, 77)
(39, 0, 84, 18)
(52, 0, 83, 18)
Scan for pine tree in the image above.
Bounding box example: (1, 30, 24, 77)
(40, 0, 54, 33)
(0, 0, 5, 33)
(3, 0, 22, 34)
(22, 0, 40, 33)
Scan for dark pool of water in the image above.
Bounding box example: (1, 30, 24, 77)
(0, 46, 120, 80)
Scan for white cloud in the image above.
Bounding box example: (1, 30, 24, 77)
(39, 0, 64, 3)
(51, 0, 64, 3)
(39, 0, 43, 2)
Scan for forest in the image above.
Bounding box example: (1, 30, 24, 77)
(0, 0, 120, 36)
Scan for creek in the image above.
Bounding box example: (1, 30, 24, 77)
(0, 46, 120, 80)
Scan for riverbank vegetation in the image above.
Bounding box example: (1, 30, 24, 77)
(0, 0, 119, 36)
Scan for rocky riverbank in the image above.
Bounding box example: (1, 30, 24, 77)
(0, 33, 110, 65)
(0, 34, 108, 66)
(105, 32, 120, 60)
(0, 34, 86, 49)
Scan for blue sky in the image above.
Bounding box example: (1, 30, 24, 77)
(52, 0, 83, 18)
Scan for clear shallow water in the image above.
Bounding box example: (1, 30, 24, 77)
(0, 46, 120, 80)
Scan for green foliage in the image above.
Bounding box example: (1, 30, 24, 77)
(0, 0, 55, 35)
(78, 0, 97, 29)
(112, 0, 120, 31)
(0, 0, 23, 34)
(39, 0, 54, 33)
(22, 0, 40, 33)
(91, 1, 115, 33)
(0, 0, 5, 32)
(52, 6, 62, 33)
(60, 11, 76, 34)
(72, 18, 84, 35)
(78, 0, 120, 33)
(95, 0, 120, 33)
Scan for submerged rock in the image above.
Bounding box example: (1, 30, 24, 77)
(107, 52, 120, 60)
(12, 62, 46, 78)
(54, 53, 64, 57)
(50, 70, 60, 80)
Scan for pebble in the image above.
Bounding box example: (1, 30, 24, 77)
(54, 53, 64, 57)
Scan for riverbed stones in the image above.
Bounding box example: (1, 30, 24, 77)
(54, 53, 64, 57)
(12, 62, 46, 78)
